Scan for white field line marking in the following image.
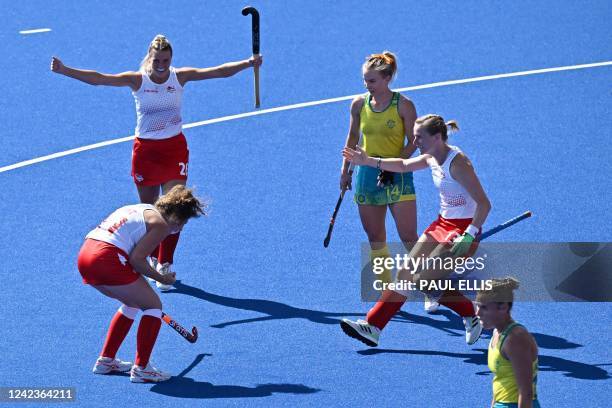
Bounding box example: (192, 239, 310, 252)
(1, 60, 611, 174)
(19, 28, 52, 34)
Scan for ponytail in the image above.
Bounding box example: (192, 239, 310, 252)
(363, 50, 398, 80)
(415, 114, 459, 141)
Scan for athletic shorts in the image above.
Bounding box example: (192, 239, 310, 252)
(354, 165, 416, 206)
(131, 133, 189, 186)
(77, 238, 139, 285)
(423, 215, 481, 256)
(494, 400, 540, 408)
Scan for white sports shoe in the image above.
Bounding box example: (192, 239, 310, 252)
(340, 318, 380, 347)
(156, 262, 174, 291)
(463, 316, 483, 345)
(130, 363, 172, 383)
(92, 356, 132, 374)
(424, 295, 440, 314)
(147, 258, 158, 284)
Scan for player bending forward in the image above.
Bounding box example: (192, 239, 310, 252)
(77, 185, 205, 382)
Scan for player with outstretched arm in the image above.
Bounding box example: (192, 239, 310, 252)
(340, 114, 491, 347)
(52, 35, 261, 290)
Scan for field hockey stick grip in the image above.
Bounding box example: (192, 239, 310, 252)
(254, 58, 261, 108)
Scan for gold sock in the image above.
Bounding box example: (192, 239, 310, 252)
(370, 245, 393, 285)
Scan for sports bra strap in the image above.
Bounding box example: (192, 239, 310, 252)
(498, 322, 524, 351)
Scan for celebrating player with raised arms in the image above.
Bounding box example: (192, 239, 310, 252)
(52, 34, 262, 290)
(341, 114, 491, 347)
(77, 185, 205, 382)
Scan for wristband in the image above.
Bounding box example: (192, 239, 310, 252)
(465, 224, 479, 238)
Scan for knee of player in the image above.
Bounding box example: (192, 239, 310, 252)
(366, 230, 386, 242)
(395, 267, 412, 282)
(153, 298, 163, 310)
(140, 297, 162, 311)
(400, 231, 419, 244)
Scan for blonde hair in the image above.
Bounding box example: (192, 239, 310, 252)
(415, 114, 459, 141)
(140, 34, 173, 73)
(154, 185, 206, 224)
(363, 51, 398, 80)
(476, 277, 520, 305)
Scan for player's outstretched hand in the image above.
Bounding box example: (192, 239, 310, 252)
(343, 145, 369, 165)
(248, 55, 263, 67)
(50, 56, 64, 74)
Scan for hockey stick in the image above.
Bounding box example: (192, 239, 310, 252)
(161, 312, 198, 343)
(324, 167, 354, 248)
(479, 211, 532, 241)
(242, 6, 260, 108)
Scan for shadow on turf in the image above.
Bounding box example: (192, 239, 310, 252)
(150, 354, 320, 399)
(167, 281, 482, 331)
(393, 311, 583, 350)
(168, 282, 583, 350)
(358, 349, 610, 380)
(529, 333, 582, 350)
(166, 280, 365, 327)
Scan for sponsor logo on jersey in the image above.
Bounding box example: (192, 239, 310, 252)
(135, 173, 144, 182)
(144, 89, 159, 93)
(386, 119, 396, 129)
(167, 86, 176, 93)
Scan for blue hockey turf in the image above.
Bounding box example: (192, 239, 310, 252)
(1, 1, 611, 406)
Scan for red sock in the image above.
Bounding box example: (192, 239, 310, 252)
(366, 290, 407, 330)
(100, 311, 134, 359)
(158, 232, 180, 264)
(135, 315, 161, 367)
(439, 290, 475, 317)
(150, 245, 160, 261)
